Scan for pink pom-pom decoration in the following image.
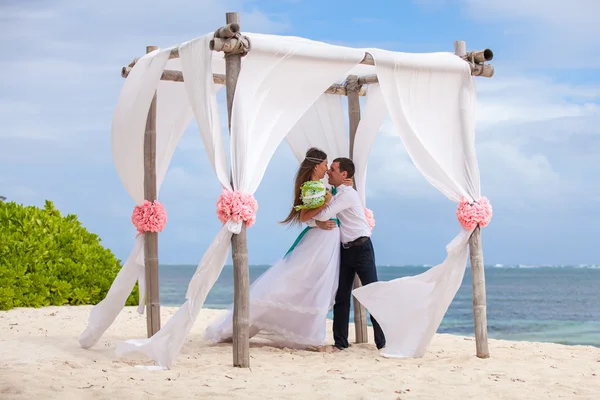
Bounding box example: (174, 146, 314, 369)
(456, 196, 492, 230)
(216, 189, 259, 228)
(131, 200, 167, 234)
(364, 207, 376, 230)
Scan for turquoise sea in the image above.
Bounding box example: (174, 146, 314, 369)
(158, 264, 600, 347)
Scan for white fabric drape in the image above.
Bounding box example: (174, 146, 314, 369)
(286, 93, 348, 162)
(116, 33, 366, 368)
(229, 33, 365, 200)
(352, 84, 387, 206)
(352, 49, 480, 358)
(79, 48, 193, 349)
(115, 34, 232, 369)
(177, 36, 229, 189)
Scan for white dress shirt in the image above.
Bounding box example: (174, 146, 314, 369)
(307, 185, 371, 244)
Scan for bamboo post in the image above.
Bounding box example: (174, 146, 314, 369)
(222, 12, 251, 368)
(345, 75, 369, 344)
(143, 45, 161, 337)
(469, 226, 489, 358)
(455, 40, 490, 359)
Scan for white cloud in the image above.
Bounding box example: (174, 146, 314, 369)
(0, 0, 289, 145)
(477, 142, 561, 200)
(0, 0, 290, 48)
(475, 75, 600, 129)
(366, 120, 445, 200)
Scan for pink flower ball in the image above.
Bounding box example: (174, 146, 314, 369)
(131, 200, 167, 234)
(456, 196, 492, 230)
(216, 189, 258, 228)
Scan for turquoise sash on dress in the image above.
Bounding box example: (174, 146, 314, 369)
(284, 218, 339, 257)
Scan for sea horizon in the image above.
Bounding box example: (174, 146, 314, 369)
(159, 263, 600, 269)
(155, 264, 600, 348)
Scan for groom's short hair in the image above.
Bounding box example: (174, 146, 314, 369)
(333, 157, 355, 179)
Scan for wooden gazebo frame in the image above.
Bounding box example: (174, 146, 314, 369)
(122, 12, 495, 368)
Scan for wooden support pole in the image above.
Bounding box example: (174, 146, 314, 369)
(345, 75, 369, 344)
(455, 40, 490, 359)
(221, 12, 250, 369)
(143, 45, 161, 338)
(469, 226, 489, 358)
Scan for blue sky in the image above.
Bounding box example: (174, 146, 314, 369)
(1, 0, 598, 266)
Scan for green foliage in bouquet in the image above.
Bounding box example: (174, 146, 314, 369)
(0, 200, 138, 310)
(294, 180, 327, 211)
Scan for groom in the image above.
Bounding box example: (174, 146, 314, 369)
(305, 157, 386, 351)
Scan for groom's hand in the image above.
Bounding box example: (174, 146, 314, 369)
(315, 220, 336, 230)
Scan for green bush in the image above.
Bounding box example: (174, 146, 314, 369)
(0, 200, 138, 310)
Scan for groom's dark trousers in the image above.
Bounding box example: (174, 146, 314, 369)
(333, 237, 386, 350)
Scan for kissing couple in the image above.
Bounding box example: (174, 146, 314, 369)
(205, 147, 385, 352)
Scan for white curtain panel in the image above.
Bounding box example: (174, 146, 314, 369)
(79, 47, 192, 349)
(353, 49, 481, 358)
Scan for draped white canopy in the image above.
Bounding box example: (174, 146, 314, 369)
(79, 31, 483, 368)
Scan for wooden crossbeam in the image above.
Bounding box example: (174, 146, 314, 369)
(124, 45, 494, 89)
(120, 66, 367, 96)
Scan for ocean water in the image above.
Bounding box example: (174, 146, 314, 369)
(159, 264, 600, 347)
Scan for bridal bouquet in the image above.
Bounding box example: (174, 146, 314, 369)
(294, 180, 327, 210)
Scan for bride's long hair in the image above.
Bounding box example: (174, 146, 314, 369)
(281, 147, 328, 226)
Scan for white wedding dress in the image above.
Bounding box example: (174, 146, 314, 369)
(204, 219, 340, 348)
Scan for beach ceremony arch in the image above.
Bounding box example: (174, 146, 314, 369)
(78, 12, 495, 369)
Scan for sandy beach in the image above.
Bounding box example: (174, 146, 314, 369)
(1, 306, 598, 399)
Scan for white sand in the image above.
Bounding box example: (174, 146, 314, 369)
(1, 306, 598, 399)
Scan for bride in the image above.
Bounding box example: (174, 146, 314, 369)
(205, 147, 342, 348)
